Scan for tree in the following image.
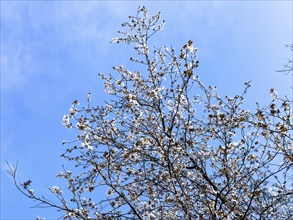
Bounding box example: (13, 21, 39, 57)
(7, 6, 293, 219)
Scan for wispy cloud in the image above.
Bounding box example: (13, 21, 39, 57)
(0, 2, 136, 91)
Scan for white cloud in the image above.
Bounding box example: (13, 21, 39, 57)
(1, 41, 34, 90)
(0, 2, 135, 91)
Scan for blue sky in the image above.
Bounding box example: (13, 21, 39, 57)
(1, 1, 292, 219)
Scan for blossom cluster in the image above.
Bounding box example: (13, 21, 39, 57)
(51, 186, 62, 195)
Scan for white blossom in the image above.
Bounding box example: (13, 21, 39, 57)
(62, 115, 70, 127)
(51, 186, 62, 195)
(270, 88, 278, 99)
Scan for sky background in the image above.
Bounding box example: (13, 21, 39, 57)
(1, 1, 292, 219)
